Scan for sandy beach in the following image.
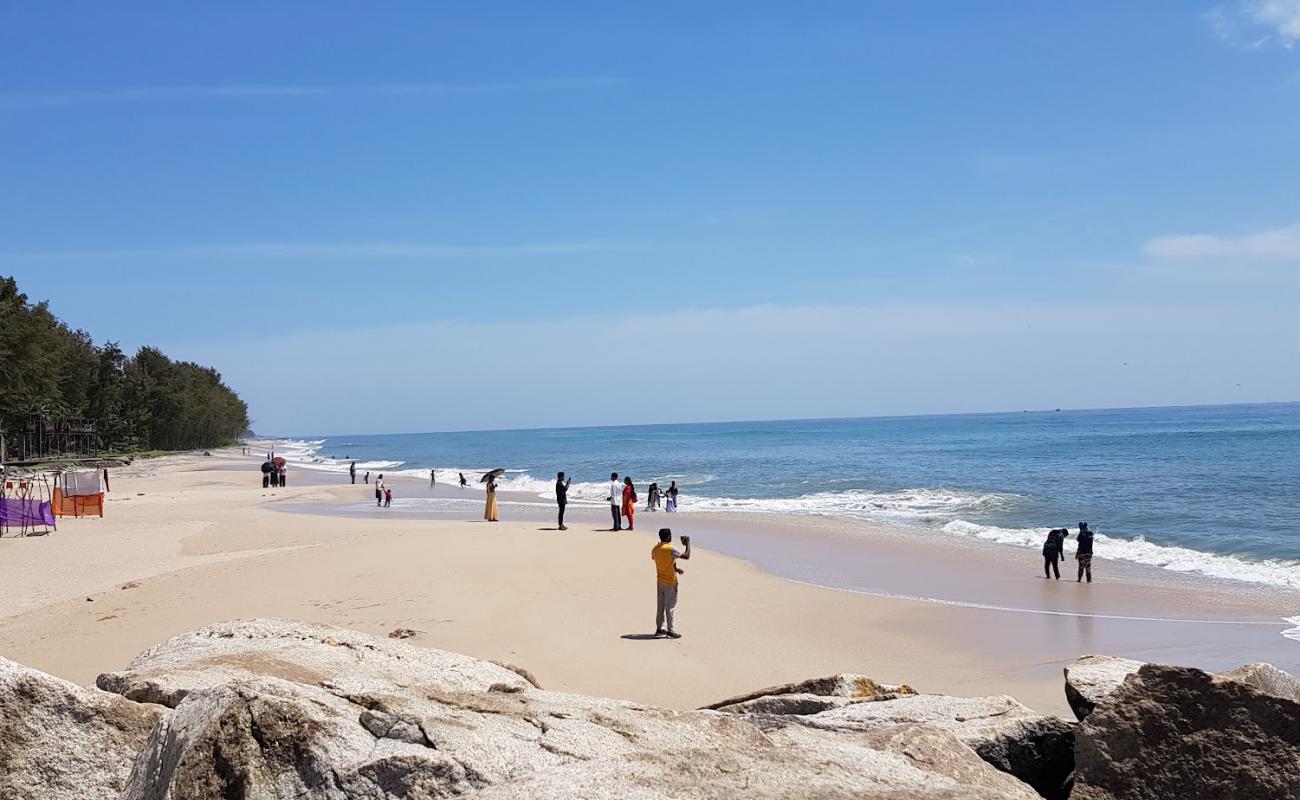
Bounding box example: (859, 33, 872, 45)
(2, 448, 1297, 718)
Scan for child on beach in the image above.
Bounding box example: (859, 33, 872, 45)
(384, 487, 393, 508)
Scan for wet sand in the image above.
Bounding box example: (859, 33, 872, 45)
(0, 449, 1295, 717)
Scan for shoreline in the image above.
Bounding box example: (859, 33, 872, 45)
(1, 448, 1296, 719)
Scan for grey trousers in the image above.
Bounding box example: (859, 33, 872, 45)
(656, 583, 678, 632)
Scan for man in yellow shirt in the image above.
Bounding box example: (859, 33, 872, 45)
(652, 528, 691, 638)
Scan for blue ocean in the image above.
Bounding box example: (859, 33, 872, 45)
(278, 403, 1300, 591)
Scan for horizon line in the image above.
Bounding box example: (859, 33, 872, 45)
(261, 398, 1300, 441)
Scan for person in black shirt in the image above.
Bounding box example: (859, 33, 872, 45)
(1042, 528, 1067, 579)
(555, 471, 572, 530)
(1076, 522, 1095, 583)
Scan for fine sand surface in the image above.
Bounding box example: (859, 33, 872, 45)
(2, 449, 1297, 717)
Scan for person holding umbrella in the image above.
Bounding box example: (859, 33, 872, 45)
(482, 469, 504, 522)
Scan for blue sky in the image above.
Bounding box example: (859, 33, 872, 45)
(4, 2, 1299, 434)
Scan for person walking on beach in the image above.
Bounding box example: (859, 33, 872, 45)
(364, 471, 370, 485)
(665, 481, 679, 512)
(1076, 522, 1094, 583)
(459, 473, 468, 489)
(608, 472, 623, 531)
(349, 461, 356, 484)
(484, 475, 499, 522)
(622, 477, 638, 532)
(384, 487, 393, 508)
(1043, 527, 1067, 580)
(555, 471, 571, 530)
(652, 528, 691, 638)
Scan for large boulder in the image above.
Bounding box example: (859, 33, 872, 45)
(1217, 662, 1300, 704)
(96, 619, 1039, 799)
(791, 694, 1075, 800)
(1062, 655, 1144, 721)
(1073, 663, 1300, 800)
(97, 618, 532, 707)
(0, 656, 164, 800)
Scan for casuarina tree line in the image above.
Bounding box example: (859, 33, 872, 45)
(0, 275, 249, 454)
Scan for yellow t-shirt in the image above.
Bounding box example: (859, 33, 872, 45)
(652, 542, 679, 586)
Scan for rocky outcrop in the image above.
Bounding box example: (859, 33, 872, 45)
(0, 656, 164, 800)
(702, 672, 916, 710)
(81, 619, 1040, 799)
(1072, 663, 1300, 800)
(1062, 655, 1145, 720)
(1217, 661, 1300, 703)
(775, 694, 1074, 800)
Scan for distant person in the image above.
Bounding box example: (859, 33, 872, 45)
(484, 475, 499, 522)
(349, 461, 356, 484)
(459, 472, 468, 488)
(260, 460, 272, 488)
(665, 481, 679, 512)
(269, 464, 280, 488)
(648, 482, 660, 512)
(1043, 527, 1067, 580)
(555, 471, 572, 530)
(384, 487, 393, 508)
(375, 477, 384, 507)
(622, 477, 638, 531)
(364, 471, 370, 485)
(430, 469, 436, 489)
(278, 464, 287, 487)
(652, 528, 691, 638)
(608, 472, 623, 531)
(1076, 522, 1094, 583)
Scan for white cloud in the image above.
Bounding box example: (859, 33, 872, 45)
(1143, 223, 1300, 260)
(0, 78, 619, 109)
(1204, 1, 1300, 49)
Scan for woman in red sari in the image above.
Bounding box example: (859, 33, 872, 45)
(622, 477, 638, 531)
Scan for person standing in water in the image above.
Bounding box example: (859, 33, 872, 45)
(665, 481, 679, 512)
(1076, 522, 1094, 583)
(647, 482, 660, 512)
(349, 461, 357, 484)
(430, 469, 436, 489)
(375, 476, 385, 507)
(484, 476, 499, 522)
(608, 472, 623, 531)
(622, 477, 638, 532)
(1042, 527, 1067, 580)
(459, 473, 468, 489)
(651, 528, 691, 638)
(384, 487, 393, 507)
(555, 471, 572, 530)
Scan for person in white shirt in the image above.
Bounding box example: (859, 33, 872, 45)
(608, 472, 623, 531)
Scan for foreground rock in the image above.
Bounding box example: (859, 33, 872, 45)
(1062, 655, 1145, 721)
(757, 693, 1073, 800)
(86, 619, 1038, 799)
(1073, 663, 1300, 799)
(0, 657, 164, 800)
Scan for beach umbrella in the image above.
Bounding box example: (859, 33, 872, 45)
(480, 468, 505, 483)
(272, 456, 287, 468)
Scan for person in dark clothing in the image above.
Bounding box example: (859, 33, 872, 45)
(260, 460, 272, 488)
(555, 471, 572, 530)
(1076, 522, 1094, 583)
(349, 461, 356, 484)
(1042, 528, 1067, 579)
(364, 471, 370, 484)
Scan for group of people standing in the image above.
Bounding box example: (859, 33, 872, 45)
(372, 474, 392, 508)
(259, 458, 287, 488)
(1042, 522, 1095, 582)
(605, 474, 678, 532)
